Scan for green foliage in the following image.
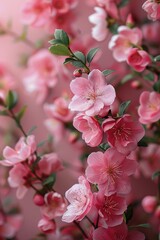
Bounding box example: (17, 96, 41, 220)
(74, 51, 86, 64)
(152, 170, 160, 180)
(16, 105, 27, 122)
(86, 48, 99, 64)
(49, 44, 71, 56)
(99, 143, 110, 152)
(43, 173, 56, 189)
(5, 91, 18, 110)
(118, 0, 129, 8)
(118, 100, 131, 116)
(54, 29, 69, 46)
(144, 72, 154, 81)
(121, 74, 133, 84)
(154, 55, 160, 62)
(153, 81, 160, 93)
(102, 69, 114, 76)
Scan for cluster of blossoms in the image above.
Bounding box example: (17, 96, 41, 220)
(0, 0, 160, 239)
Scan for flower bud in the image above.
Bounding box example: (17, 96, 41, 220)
(33, 194, 45, 206)
(73, 69, 82, 77)
(142, 196, 157, 213)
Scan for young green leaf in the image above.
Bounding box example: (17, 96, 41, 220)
(152, 170, 160, 180)
(54, 29, 69, 46)
(49, 44, 71, 56)
(86, 48, 99, 64)
(69, 59, 85, 68)
(102, 69, 114, 76)
(153, 81, 160, 93)
(154, 55, 160, 62)
(43, 173, 56, 188)
(5, 91, 18, 110)
(119, 100, 131, 116)
(99, 143, 110, 152)
(16, 105, 27, 122)
(74, 51, 86, 64)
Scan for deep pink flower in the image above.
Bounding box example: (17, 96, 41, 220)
(103, 115, 145, 155)
(86, 148, 137, 196)
(62, 176, 93, 222)
(8, 163, 30, 199)
(94, 193, 127, 227)
(142, 0, 160, 21)
(69, 69, 116, 116)
(41, 192, 67, 219)
(89, 7, 108, 41)
(38, 217, 56, 234)
(127, 48, 151, 72)
(108, 26, 142, 62)
(0, 135, 36, 167)
(23, 50, 58, 103)
(138, 91, 160, 124)
(73, 113, 103, 147)
(21, 0, 51, 27)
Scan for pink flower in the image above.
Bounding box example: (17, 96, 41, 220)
(41, 192, 67, 219)
(86, 148, 137, 196)
(92, 222, 145, 240)
(36, 153, 63, 177)
(69, 69, 116, 116)
(21, 0, 51, 27)
(23, 50, 58, 103)
(44, 95, 74, 122)
(62, 176, 93, 222)
(8, 163, 30, 199)
(127, 48, 151, 72)
(103, 115, 145, 155)
(73, 113, 103, 147)
(51, 0, 78, 15)
(38, 217, 56, 234)
(89, 7, 108, 41)
(108, 26, 142, 62)
(138, 91, 160, 124)
(94, 193, 127, 227)
(0, 135, 36, 167)
(142, 0, 160, 21)
(96, 0, 119, 19)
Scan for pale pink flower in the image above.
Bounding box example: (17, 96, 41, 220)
(0, 135, 36, 167)
(38, 217, 56, 234)
(108, 26, 142, 62)
(69, 69, 116, 116)
(94, 193, 127, 227)
(51, 0, 78, 15)
(23, 50, 58, 103)
(89, 7, 108, 41)
(138, 91, 160, 124)
(96, 0, 119, 19)
(8, 163, 30, 199)
(36, 153, 63, 177)
(73, 113, 103, 147)
(21, 0, 51, 27)
(44, 95, 74, 122)
(142, 196, 157, 213)
(127, 48, 151, 72)
(86, 148, 137, 196)
(62, 176, 93, 222)
(92, 222, 145, 240)
(103, 115, 145, 155)
(41, 192, 67, 219)
(142, 0, 160, 21)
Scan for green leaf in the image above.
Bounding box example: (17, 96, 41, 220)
(99, 143, 110, 152)
(118, 0, 129, 7)
(137, 138, 148, 147)
(153, 81, 160, 93)
(69, 59, 85, 68)
(109, 23, 119, 34)
(27, 125, 37, 135)
(54, 29, 69, 46)
(152, 170, 160, 180)
(102, 69, 114, 76)
(0, 110, 9, 116)
(74, 51, 86, 64)
(86, 48, 99, 64)
(48, 39, 63, 45)
(144, 72, 154, 81)
(5, 91, 18, 110)
(16, 105, 27, 122)
(63, 58, 74, 65)
(49, 44, 71, 56)
(121, 74, 133, 84)
(119, 100, 131, 116)
(129, 223, 150, 229)
(125, 200, 139, 224)
(43, 173, 56, 188)
(154, 55, 160, 62)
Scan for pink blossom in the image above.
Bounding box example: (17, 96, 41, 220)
(51, 0, 78, 15)
(96, 0, 119, 19)
(62, 176, 93, 222)
(103, 115, 145, 155)
(23, 50, 58, 103)
(138, 91, 160, 124)
(21, 0, 51, 27)
(8, 163, 30, 199)
(94, 193, 127, 227)
(69, 69, 116, 116)
(0, 135, 36, 167)
(36, 153, 63, 177)
(89, 7, 108, 41)
(41, 192, 67, 219)
(142, 196, 157, 213)
(44, 95, 74, 122)
(73, 113, 103, 147)
(127, 48, 151, 72)
(86, 148, 137, 196)
(38, 217, 56, 234)
(92, 222, 145, 240)
(108, 26, 142, 62)
(142, 0, 160, 21)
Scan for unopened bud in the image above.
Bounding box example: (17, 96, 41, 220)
(33, 194, 45, 206)
(142, 195, 157, 213)
(126, 14, 135, 28)
(73, 69, 82, 77)
(131, 80, 142, 89)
